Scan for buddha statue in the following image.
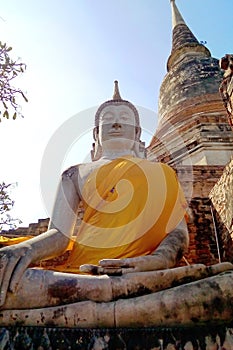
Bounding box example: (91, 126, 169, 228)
(0, 82, 232, 328)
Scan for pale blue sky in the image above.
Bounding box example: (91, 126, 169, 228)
(0, 0, 232, 226)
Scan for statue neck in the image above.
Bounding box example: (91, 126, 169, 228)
(100, 149, 136, 160)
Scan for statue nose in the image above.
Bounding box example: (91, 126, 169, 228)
(112, 122, 121, 129)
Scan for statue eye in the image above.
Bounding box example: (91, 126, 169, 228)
(102, 114, 114, 123)
(100, 116, 112, 124)
(120, 115, 130, 122)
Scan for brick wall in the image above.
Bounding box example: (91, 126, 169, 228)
(210, 159, 233, 237)
(0, 218, 49, 238)
(176, 165, 233, 265)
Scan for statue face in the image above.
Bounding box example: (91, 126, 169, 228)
(97, 104, 138, 152)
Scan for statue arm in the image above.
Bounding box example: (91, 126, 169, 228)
(25, 169, 80, 262)
(0, 168, 80, 305)
(149, 218, 189, 268)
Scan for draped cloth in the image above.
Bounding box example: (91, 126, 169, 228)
(0, 157, 187, 273)
(0, 236, 34, 246)
(61, 156, 187, 273)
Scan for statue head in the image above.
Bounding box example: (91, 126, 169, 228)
(91, 81, 146, 161)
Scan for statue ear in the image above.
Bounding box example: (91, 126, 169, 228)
(91, 126, 102, 161)
(93, 126, 99, 141)
(135, 126, 141, 141)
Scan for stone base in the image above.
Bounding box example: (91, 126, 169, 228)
(1, 324, 233, 349)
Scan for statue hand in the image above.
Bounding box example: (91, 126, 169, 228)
(80, 258, 148, 275)
(80, 255, 170, 275)
(0, 243, 33, 306)
(79, 263, 127, 275)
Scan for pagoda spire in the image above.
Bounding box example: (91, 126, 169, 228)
(167, 0, 210, 71)
(170, 0, 186, 29)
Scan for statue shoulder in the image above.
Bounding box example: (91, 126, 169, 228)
(62, 164, 80, 179)
(62, 164, 84, 198)
(62, 160, 107, 181)
(61, 162, 103, 197)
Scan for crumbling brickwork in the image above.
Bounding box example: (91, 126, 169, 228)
(176, 165, 233, 266)
(0, 218, 49, 238)
(210, 159, 233, 238)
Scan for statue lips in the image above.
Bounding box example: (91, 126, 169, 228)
(108, 131, 123, 137)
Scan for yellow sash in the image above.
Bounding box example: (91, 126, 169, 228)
(0, 235, 34, 246)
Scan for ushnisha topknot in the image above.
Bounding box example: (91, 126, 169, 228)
(94, 81, 140, 127)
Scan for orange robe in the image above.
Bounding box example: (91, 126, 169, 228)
(62, 156, 187, 273)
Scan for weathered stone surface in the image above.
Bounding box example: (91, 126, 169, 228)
(210, 159, 233, 237)
(1, 325, 233, 350)
(148, 9, 233, 168)
(160, 57, 223, 123)
(3, 263, 232, 310)
(0, 218, 49, 238)
(1, 267, 233, 328)
(219, 54, 233, 128)
(114, 271, 233, 328)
